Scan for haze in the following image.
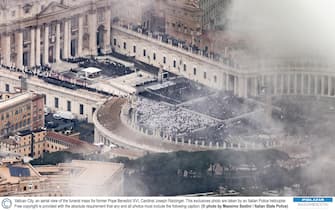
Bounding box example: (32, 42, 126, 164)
(229, 0, 335, 58)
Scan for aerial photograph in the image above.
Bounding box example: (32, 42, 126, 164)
(0, 0, 334, 199)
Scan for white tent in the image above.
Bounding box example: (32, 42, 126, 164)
(81, 67, 102, 78)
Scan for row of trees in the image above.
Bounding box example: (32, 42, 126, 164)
(30, 149, 302, 196)
(111, 149, 294, 196)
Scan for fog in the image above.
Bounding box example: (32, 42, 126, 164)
(230, 0, 335, 195)
(229, 0, 335, 59)
(110, 0, 156, 25)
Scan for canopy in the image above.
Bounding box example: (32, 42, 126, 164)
(81, 67, 102, 75)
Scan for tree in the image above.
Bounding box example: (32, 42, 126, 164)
(30, 151, 83, 165)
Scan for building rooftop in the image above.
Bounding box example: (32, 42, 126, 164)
(59, 160, 123, 185)
(35, 160, 124, 196)
(46, 132, 86, 146)
(0, 92, 32, 112)
(45, 132, 98, 154)
(0, 162, 42, 184)
(9, 166, 31, 177)
(17, 130, 33, 137)
(15, 129, 45, 137)
(38, 160, 124, 196)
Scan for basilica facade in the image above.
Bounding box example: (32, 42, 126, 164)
(0, 0, 112, 69)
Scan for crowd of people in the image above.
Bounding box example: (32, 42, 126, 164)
(1, 63, 52, 77)
(135, 97, 217, 137)
(186, 118, 265, 144)
(183, 92, 257, 120)
(65, 56, 135, 78)
(134, 77, 270, 146)
(140, 78, 212, 104)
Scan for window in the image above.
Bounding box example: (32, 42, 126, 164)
(173, 60, 176, 68)
(143, 49, 146, 57)
(67, 101, 71, 111)
(113, 38, 117, 46)
(79, 104, 84, 115)
(153, 53, 156, 60)
(163, 56, 166, 64)
(183, 64, 187, 71)
(123, 42, 127, 49)
(133, 45, 136, 53)
(92, 107, 96, 114)
(54, 97, 59, 108)
(97, 9, 104, 22)
(204, 72, 207, 79)
(5, 84, 9, 92)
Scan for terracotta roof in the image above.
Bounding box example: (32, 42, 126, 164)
(46, 132, 85, 146)
(45, 132, 98, 153)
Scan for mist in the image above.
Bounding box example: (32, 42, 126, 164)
(226, 0, 335, 195)
(229, 0, 335, 59)
(111, 0, 156, 25)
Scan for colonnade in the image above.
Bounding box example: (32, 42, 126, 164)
(239, 72, 335, 98)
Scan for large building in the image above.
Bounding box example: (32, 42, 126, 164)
(0, 130, 97, 159)
(164, 0, 203, 45)
(141, 0, 232, 45)
(0, 129, 46, 158)
(0, 69, 107, 123)
(0, 0, 113, 69)
(111, 0, 145, 26)
(142, 0, 203, 45)
(0, 0, 111, 123)
(0, 91, 44, 138)
(199, 0, 231, 31)
(0, 155, 124, 196)
(0, 154, 49, 196)
(35, 160, 124, 196)
(141, 0, 166, 33)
